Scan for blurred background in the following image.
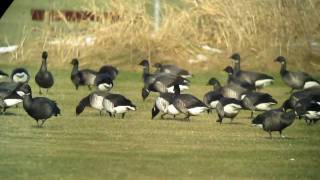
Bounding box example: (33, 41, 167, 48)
(0, 0, 319, 72)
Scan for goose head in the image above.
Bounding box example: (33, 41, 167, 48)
(139, 59, 149, 67)
(16, 83, 32, 97)
(141, 88, 150, 101)
(70, 58, 79, 65)
(207, 77, 219, 86)
(230, 53, 240, 62)
(42, 51, 48, 60)
(223, 66, 234, 75)
(274, 56, 286, 64)
(151, 105, 160, 119)
(153, 63, 162, 69)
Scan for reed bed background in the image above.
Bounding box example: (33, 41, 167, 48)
(8, 0, 320, 72)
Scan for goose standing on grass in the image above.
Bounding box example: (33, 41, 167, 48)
(103, 93, 136, 118)
(19, 84, 60, 127)
(0, 82, 24, 114)
(70, 58, 97, 90)
(252, 109, 296, 138)
(151, 85, 181, 120)
(139, 60, 189, 100)
(241, 92, 277, 118)
(295, 98, 320, 125)
(172, 84, 209, 120)
(35, 51, 54, 94)
(222, 66, 254, 100)
(0, 70, 8, 79)
(230, 53, 274, 89)
(203, 77, 223, 112)
(76, 91, 109, 116)
(154, 63, 192, 78)
(215, 97, 242, 124)
(274, 56, 320, 93)
(10, 67, 30, 83)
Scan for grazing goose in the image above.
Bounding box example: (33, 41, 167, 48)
(252, 109, 296, 138)
(35, 51, 54, 94)
(70, 58, 97, 90)
(221, 66, 254, 100)
(172, 85, 209, 120)
(230, 53, 274, 89)
(103, 93, 136, 118)
(76, 91, 109, 116)
(0, 82, 24, 114)
(241, 92, 277, 118)
(0, 70, 8, 79)
(152, 86, 181, 119)
(19, 84, 60, 127)
(274, 56, 320, 92)
(139, 60, 189, 100)
(203, 77, 223, 112)
(282, 87, 320, 111)
(295, 98, 320, 125)
(94, 74, 113, 91)
(154, 63, 192, 78)
(98, 65, 119, 80)
(215, 97, 243, 124)
(10, 67, 30, 83)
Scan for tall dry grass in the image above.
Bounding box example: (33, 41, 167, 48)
(13, 0, 320, 72)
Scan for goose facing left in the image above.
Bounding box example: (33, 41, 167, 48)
(70, 58, 97, 90)
(0, 82, 24, 114)
(35, 51, 54, 94)
(0, 70, 8, 79)
(19, 84, 61, 127)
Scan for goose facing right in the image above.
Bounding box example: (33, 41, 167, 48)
(19, 84, 60, 127)
(35, 51, 54, 94)
(295, 98, 320, 125)
(216, 97, 243, 124)
(154, 63, 192, 78)
(0, 70, 8, 79)
(274, 56, 320, 92)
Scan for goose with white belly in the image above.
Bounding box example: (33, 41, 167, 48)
(215, 97, 243, 124)
(103, 93, 136, 118)
(274, 56, 320, 93)
(0, 82, 25, 114)
(76, 91, 109, 116)
(241, 92, 277, 118)
(153, 63, 192, 78)
(203, 77, 223, 112)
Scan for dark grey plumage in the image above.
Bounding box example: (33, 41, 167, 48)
(10, 67, 30, 83)
(230, 53, 274, 89)
(252, 109, 296, 138)
(154, 63, 192, 78)
(76, 91, 109, 116)
(274, 56, 320, 92)
(0, 70, 8, 79)
(0, 82, 24, 114)
(241, 92, 277, 118)
(203, 77, 223, 112)
(70, 58, 97, 90)
(216, 97, 242, 124)
(295, 98, 320, 125)
(152, 90, 180, 119)
(94, 74, 113, 91)
(35, 51, 54, 94)
(98, 65, 118, 80)
(19, 84, 60, 127)
(282, 87, 320, 111)
(139, 60, 189, 100)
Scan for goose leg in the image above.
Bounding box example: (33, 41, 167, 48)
(88, 85, 92, 90)
(122, 113, 125, 119)
(107, 112, 112, 117)
(268, 131, 272, 139)
(160, 113, 167, 119)
(173, 115, 176, 119)
(250, 111, 254, 118)
(36, 120, 40, 127)
(99, 111, 102, 116)
(40, 120, 45, 127)
(46, 89, 49, 94)
(216, 114, 223, 124)
(184, 114, 190, 121)
(39, 88, 42, 95)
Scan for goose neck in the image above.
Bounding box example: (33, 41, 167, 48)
(71, 63, 79, 75)
(234, 61, 240, 73)
(280, 61, 287, 75)
(40, 58, 47, 71)
(22, 94, 32, 109)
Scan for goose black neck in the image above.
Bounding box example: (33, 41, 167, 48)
(22, 94, 33, 109)
(213, 81, 222, 91)
(174, 85, 180, 95)
(234, 61, 240, 73)
(71, 63, 79, 75)
(280, 61, 287, 76)
(40, 58, 47, 71)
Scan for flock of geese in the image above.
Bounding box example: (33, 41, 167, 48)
(0, 51, 320, 138)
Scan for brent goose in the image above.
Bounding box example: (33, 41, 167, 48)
(153, 63, 192, 78)
(282, 87, 320, 111)
(241, 92, 277, 118)
(76, 91, 109, 116)
(295, 98, 320, 125)
(203, 77, 223, 112)
(151, 86, 181, 119)
(0, 82, 24, 114)
(98, 65, 119, 80)
(172, 85, 208, 120)
(252, 109, 296, 138)
(19, 84, 60, 127)
(70, 58, 97, 90)
(222, 66, 254, 100)
(274, 56, 320, 92)
(230, 53, 274, 89)
(10, 67, 30, 83)
(35, 51, 54, 94)
(216, 97, 242, 124)
(139, 60, 189, 100)
(0, 70, 8, 79)
(103, 93, 136, 118)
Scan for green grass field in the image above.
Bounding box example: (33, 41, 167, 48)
(1, 62, 320, 179)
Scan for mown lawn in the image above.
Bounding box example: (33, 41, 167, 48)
(0, 63, 320, 179)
